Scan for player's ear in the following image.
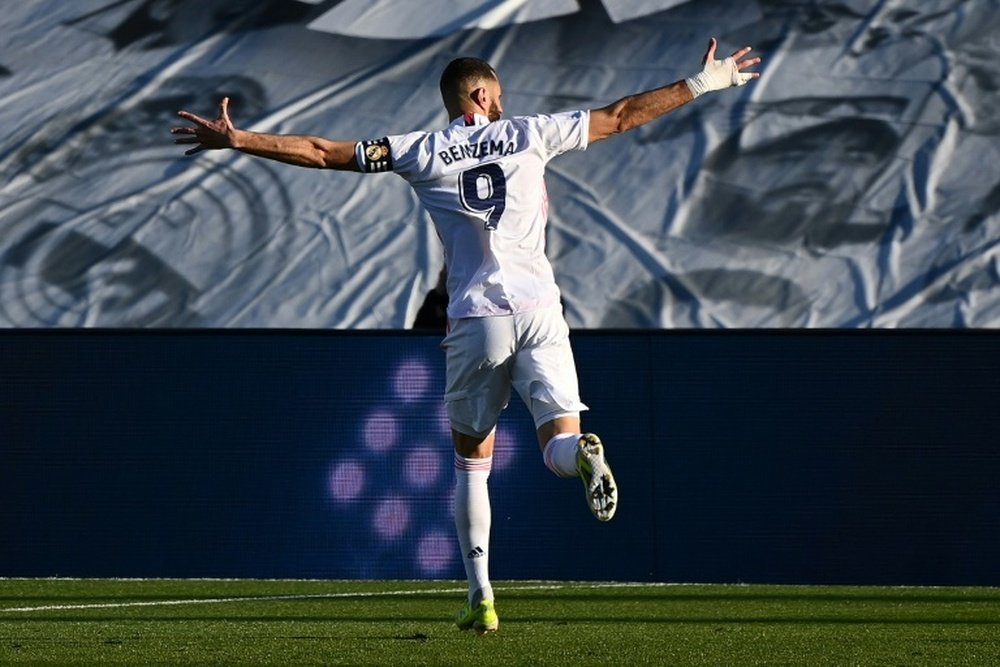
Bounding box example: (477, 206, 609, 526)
(471, 87, 487, 109)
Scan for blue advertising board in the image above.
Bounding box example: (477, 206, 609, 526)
(2, 331, 998, 585)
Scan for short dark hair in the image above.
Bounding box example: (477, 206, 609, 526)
(439, 57, 497, 105)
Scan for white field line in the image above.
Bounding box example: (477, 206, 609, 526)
(0, 582, 671, 614)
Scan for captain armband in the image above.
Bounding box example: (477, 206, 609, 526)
(357, 137, 394, 173)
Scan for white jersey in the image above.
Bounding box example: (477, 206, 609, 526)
(355, 110, 590, 319)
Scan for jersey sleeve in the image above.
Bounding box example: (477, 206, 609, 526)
(525, 110, 590, 161)
(355, 131, 426, 177)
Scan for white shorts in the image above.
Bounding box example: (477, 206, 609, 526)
(442, 305, 588, 438)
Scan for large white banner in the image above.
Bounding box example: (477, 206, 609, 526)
(1, 0, 997, 327)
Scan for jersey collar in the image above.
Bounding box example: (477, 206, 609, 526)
(452, 112, 490, 128)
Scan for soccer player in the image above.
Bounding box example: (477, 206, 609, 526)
(172, 37, 760, 634)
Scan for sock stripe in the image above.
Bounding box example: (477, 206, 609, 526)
(543, 440, 557, 470)
(454, 453, 493, 472)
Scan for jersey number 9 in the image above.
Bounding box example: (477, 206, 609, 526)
(460, 164, 507, 231)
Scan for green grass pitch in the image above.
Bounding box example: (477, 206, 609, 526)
(2, 579, 999, 665)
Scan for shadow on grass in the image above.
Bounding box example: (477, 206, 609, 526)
(5, 614, 1000, 625)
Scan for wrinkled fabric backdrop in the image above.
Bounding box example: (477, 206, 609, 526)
(1, 0, 998, 328)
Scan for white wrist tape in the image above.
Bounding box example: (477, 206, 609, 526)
(686, 56, 754, 98)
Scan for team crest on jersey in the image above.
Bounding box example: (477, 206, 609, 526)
(360, 137, 393, 173)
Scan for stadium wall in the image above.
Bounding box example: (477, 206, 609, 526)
(2, 331, 999, 586)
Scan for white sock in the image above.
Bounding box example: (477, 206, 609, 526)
(454, 454, 493, 605)
(543, 433, 581, 478)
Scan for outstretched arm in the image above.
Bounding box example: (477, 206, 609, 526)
(588, 38, 760, 144)
(171, 97, 361, 171)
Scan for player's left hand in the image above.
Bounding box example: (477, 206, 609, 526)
(171, 97, 238, 156)
(686, 38, 762, 98)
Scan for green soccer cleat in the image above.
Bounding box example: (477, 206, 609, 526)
(576, 433, 618, 521)
(455, 599, 499, 635)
